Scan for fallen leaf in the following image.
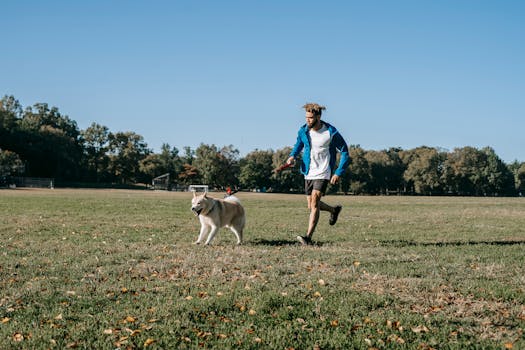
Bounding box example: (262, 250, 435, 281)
(412, 325, 429, 333)
(13, 333, 24, 342)
(144, 338, 155, 347)
(504, 343, 513, 349)
(387, 334, 405, 344)
(1, 317, 10, 324)
(103, 329, 113, 335)
(318, 279, 325, 286)
(330, 320, 339, 327)
(249, 309, 257, 315)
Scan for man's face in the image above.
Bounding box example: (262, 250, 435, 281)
(305, 111, 321, 129)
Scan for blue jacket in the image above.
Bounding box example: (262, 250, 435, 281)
(290, 121, 350, 177)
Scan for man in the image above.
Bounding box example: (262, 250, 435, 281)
(286, 103, 350, 245)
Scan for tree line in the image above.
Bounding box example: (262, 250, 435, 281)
(1, 95, 524, 195)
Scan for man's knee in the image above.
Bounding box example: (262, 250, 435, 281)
(309, 191, 322, 209)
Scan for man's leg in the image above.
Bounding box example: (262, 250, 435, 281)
(320, 200, 342, 225)
(306, 190, 323, 239)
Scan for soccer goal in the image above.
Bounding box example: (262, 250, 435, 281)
(12, 177, 54, 189)
(188, 184, 209, 193)
(152, 173, 170, 191)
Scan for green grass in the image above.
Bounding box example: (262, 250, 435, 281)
(1, 189, 524, 349)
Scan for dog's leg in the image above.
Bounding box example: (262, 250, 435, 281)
(230, 226, 243, 245)
(195, 224, 209, 244)
(204, 226, 219, 245)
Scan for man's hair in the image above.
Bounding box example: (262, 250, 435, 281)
(302, 103, 326, 116)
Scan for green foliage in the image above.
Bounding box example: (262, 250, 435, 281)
(0, 95, 523, 195)
(81, 123, 110, 182)
(193, 144, 239, 188)
(517, 163, 525, 193)
(239, 149, 273, 189)
(108, 132, 151, 184)
(402, 147, 446, 195)
(270, 147, 303, 193)
(0, 149, 24, 175)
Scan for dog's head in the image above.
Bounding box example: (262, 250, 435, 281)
(191, 192, 211, 216)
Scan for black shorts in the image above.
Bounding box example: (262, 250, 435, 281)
(305, 179, 329, 196)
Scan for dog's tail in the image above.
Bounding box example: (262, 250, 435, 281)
(224, 195, 241, 204)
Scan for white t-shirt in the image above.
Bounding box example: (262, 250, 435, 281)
(305, 124, 331, 180)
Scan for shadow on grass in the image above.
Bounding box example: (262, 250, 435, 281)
(250, 238, 326, 247)
(379, 239, 525, 247)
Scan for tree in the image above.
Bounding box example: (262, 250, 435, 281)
(139, 154, 164, 181)
(17, 103, 82, 180)
(193, 144, 239, 189)
(442, 147, 515, 196)
(348, 146, 370, 194)
(401, 147, 445, 195)
(0, 97, 23, 173)
(239, 149, 274, 190)
(0, 95, 22, 144)
(182, 146, 195, 165)
(516, 163, 525, 195)
(140, 144, 182, 181)
(108, 131, 151, 184)
(481, 147, 515, 196)
(0, 149, 24, 175)
(81, 123, 110, 182)
(178, 163, 201, 186)
(270, 147, 303, 193)
(364, 148, 404, 194)
(219, 145, 240, 188)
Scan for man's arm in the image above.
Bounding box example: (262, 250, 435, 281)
(333, 132, 350, 177)
(289, 130, 304, 161)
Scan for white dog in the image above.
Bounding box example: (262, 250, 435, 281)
(191, 192, 245, 245)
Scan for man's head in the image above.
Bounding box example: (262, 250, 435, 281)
(303, 103, 326, 130)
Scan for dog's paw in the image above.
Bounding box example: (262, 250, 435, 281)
(193, 241, 201, 245)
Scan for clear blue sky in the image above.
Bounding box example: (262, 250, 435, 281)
(2, 0, 524, 162)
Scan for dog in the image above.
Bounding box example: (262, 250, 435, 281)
(191, 192, 245, 245)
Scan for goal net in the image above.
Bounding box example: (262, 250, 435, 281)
(12, 177, 54, 189)
(152, 173, 170, 191)
(188, 184, 209, 193)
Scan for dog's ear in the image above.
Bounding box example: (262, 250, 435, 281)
(193, 190, 196, 198)
(203, 191, 208, 198)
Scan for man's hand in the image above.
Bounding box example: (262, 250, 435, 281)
(330, 174, 340, 185)
(286, 156, 295, 166)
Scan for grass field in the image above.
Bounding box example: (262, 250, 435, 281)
(1, 189, 524, 349)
